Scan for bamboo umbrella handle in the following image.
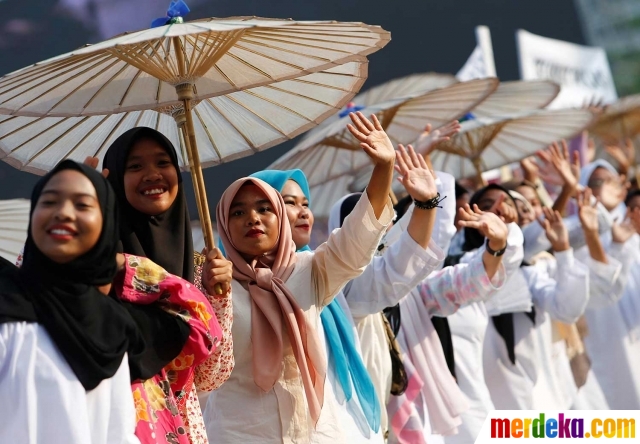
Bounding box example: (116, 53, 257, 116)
(172, 37, 223, 295)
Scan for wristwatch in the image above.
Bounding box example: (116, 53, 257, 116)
(485, 238, 507, 257)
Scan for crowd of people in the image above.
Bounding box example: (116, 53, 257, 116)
(0, 110, 638, 444)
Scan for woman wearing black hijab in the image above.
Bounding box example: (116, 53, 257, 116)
(0, 160, 142, 443)
(102, 127, 233, 444)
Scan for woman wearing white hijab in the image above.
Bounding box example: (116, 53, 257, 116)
(578, 159, 640, 409)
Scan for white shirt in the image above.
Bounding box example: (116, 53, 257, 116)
(204, 194, 393, 444)
(0, 322, 138, 444)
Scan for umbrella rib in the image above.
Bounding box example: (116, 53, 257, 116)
(154, 112, 162, 132)
(0, 246, 20, 257)
(92, 113, 133, 158)
(200, 101, 258, 155)
(54, 58, 132, 114)
(244, 31, 373, 53)
(222, 95, 288, 138)
(0, 227, 27, 233)
(5, 118, 70, 154)
(26, 116, 94, 165)
(193, 105, 224, 160)
(6, 56, 119, 113)
(236, 35, 350, 63)
(0, 52, 109, 93)
(0, 117, 58, 143)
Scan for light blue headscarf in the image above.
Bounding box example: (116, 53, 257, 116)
(250, 169, 380, 433)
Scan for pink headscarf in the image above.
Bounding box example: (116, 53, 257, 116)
(216, 177, 326, 424)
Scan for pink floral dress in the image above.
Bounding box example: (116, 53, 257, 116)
(116, 254, 223, 444)
(178, 253, 235, 444)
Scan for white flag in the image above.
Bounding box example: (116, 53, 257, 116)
(457, 26, 497, 81)
(516, 29, 617, 109)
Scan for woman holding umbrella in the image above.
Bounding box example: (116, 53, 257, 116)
(100, 127, 235, 444)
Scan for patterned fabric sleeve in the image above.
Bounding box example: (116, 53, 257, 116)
(417, 252, 506, 317)
(116, 254, 222, 412)
(193, 252, 235, 392)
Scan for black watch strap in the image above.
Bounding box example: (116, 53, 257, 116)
(485, 238, 507, 257)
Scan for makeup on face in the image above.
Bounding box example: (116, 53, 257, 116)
(228, 183, 280, 260)
(31, 170, 103, 264)
(123, 138, 179, 216)
(281, 179, 314, 249)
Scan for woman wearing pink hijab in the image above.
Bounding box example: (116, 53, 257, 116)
(202, 112, 396, 443)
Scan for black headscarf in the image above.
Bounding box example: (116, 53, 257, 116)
(461, 184, 534, 365)
(0, 160, 146, 390)
(103, 127, 194, 282)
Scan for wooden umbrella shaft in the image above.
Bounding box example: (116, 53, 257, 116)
(181, 98, 216, 252)
(179, 124, 206, 230)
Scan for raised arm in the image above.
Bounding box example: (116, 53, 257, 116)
(347, 111, 395, 219)
(377, 170, 456, 260)
(527, 208, 589, 323)
(312, 112, 396, 306)
(344, 144, 444, 316)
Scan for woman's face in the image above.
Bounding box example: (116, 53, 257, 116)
(515, 199, 536, 227)
(281, 179, 314, 249)
(516, 185, 543, 219)
(588, 167, 624, 212)
(123, 138, 179, 216)
(227, 183, 280, 260)
(476, 188, 518, 224)
(31, 170, 103, 264)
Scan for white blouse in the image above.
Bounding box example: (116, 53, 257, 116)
(203, 193, 393, 444)
(0, 322, 138, 444)
(483, 249, 589, 410)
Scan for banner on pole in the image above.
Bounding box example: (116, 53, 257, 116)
(516, 29, 617, 109)
(457, 26, 497, 81)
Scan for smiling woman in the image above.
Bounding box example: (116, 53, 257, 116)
(0, 160, 142, 443)
(102, 126, 234, 444)
(123, 138, 180, 216)
(31, 169, 103, 264)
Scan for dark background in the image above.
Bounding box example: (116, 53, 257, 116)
(0, 0, 586, 217)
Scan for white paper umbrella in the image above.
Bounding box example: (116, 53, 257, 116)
(0, 199, 29, 263)
(471, 80, 560, 118)
(0, 60, 368, 175)
(0, 15, 389, 258)
(349, 80, 561, 196)
(270, 77, 499, 217)
(0, 17, 389, 116)
(428, 109, 595, 181)
(589, 94, 640, 143)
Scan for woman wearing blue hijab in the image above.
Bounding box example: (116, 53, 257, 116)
(250, 169, 382, 442)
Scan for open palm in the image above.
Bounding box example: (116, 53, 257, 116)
(395, 144, 437, 201)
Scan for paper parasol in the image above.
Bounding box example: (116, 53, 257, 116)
(270, 76, 498, 217)
(0, 13, 389, 257)
(0, 199, 29, 264)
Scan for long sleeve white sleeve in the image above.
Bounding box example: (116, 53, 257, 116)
(524, 249, 589, 323)
(312, 192, 394, 307)
(345, 229, 444, 317)
(376, 171, 457, 258)
(522, 202, 613, 262)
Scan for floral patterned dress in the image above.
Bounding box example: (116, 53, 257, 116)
(15, 250, 234, 444)
(116, 254, 223, 444)
(180, 253, 235, 444)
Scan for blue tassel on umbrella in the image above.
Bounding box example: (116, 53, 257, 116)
(151, 0, 191, 28)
